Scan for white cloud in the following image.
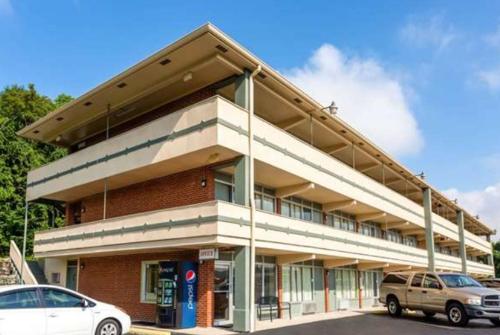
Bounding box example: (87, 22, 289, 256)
(0, 0, 13, 16)
(285, 44, 424, 157)
(476, 66, 500, 91)
(399, 14, 457, 51)
(444, 183, 500, 237)
(484, 24, 500, 48)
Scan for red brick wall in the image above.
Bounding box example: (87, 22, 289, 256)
(67, 166, 215, 225)
(197, 260, 215, 327)
(277, 265, 283, 318)
(78, 251, 216, 327)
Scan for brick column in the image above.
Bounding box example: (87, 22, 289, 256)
(324, 269, 330, 312)
(277, 265, 283, 318)
(197, 260, 214, 327)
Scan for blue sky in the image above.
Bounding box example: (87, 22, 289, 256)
(1, 1, 500, 232)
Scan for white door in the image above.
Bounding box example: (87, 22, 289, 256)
(41, 288, 93, 335)
(213, 262, 233, 326)
(0, 288, 45, 335)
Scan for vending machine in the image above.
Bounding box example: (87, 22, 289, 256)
(156, 261, 178, 328)
(176, 261, 198, 328)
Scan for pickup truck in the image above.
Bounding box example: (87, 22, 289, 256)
(379, 271, 500, 327)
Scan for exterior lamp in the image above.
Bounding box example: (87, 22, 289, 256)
(321, 101, 338, 115)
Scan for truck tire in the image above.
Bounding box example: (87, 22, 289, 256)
(423, 311, 436, 318)
(446, 302, 469, 327)
(490, 318, 500, 327)
(387, 296, 402, 317)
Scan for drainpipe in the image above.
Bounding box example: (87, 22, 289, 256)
(249, 64, 261, 332)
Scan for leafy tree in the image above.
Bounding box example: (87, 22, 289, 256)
(0, 84, 70, 256)
(494, 241, 500, 277)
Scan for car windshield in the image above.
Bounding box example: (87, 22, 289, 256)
(439, 274, 482, 288)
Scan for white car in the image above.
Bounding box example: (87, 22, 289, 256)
(0, 284, 131, 335)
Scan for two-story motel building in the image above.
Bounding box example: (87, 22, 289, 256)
(19, 24, 495, 331)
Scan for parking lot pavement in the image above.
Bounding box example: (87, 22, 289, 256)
(252, 311, 500, 335)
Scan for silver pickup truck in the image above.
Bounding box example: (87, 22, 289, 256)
(379, 271, 500, 327)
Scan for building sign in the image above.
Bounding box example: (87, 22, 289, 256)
(177, 262, 198, 328)
(199, 248, 218, 260)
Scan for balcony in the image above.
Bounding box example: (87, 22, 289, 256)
(26, 96, 249, 202)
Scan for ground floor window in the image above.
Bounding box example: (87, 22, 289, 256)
(141, 261, 159, 303)
(282, 263, 315, 302)
(255, 256, 277, 302)
(360, 270, 382, 298)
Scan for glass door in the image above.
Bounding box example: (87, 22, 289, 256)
(213, 262, 233, 326)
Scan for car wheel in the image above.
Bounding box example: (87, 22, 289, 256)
(423, 311, 436, 318)
(446, 302, 469, 327)
(95, 319, 121, 335)
(387, 296, 402, 317)
(490, 318, 500, 327)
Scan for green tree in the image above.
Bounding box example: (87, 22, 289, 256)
(494, 241, 500, 277)
(0, 84, 71, 256)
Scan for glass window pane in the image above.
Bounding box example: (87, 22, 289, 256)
(42, 289, 82, 308)
(255, 264, 263, 302)
(303, 207, 312, 221)
(215, 182, 232, 202)
(144, 263, 159, 302)
(282, 267, 290, 302)
(264, 265, 276, 297)
(281, 202, 291, 217)
(302, 268, 313, 300)
(263, 196, 275, 213)
(0, 289, 40, 309)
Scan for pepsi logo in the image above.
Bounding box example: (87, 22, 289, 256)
(185, 270, 196, 283)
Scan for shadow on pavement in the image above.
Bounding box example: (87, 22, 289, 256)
(253, 311, 498, 335)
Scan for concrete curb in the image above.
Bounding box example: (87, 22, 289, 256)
(128, 326, 172, 335)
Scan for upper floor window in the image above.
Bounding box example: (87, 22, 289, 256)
(387, 230, 402, 244)
(403, 236, 417, 248)
(326, 211, 356, 232)
(360, 221, 382, 238)
(281, 197, 322, 224)
(254, 185, 276, 213)
(214, 172, 276, 213)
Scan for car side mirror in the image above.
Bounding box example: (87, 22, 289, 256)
(81, 299, 89, 308)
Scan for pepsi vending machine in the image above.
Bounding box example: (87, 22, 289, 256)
(156, 261, 178, 328)
(176, 262, 198, 328)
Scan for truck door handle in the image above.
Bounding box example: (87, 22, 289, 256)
(422, 290, 427, 294)
(408, 289, 413, 292)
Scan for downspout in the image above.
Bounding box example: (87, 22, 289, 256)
(249, 64, 261, 332)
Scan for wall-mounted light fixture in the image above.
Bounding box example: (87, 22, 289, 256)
(80, 262, 85, 271)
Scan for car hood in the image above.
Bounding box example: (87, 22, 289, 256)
(450, 287, 500, 296)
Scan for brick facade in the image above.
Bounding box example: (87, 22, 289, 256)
(78, 251, 215, 327)
(67, 166, 215, 225)
(196, 260, 215, 327)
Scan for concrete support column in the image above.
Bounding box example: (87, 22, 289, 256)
(457, 210, 467, 274)
(233, 246, 251, 332)
(423, 188, 435, 271)
(235, 69, 250, 110)
(234, 156, 250, 206)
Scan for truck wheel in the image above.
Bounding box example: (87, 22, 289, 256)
(423, 311, 436, 318)
(387, 296, 402, 317)
(490, 318, 500, 327)
(446, 302, 469, 327)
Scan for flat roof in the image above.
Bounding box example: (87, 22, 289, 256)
(18, 23, 495, 236)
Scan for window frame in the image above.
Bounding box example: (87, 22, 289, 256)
(140, 260, 161, 304)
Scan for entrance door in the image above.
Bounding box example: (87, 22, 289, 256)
(66, 260, 78, 291)
(213, 262, 233, 326)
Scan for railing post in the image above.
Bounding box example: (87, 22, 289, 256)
(20, 200, 29, 284)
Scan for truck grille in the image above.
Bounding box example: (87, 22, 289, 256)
(483, 295, 500, 307)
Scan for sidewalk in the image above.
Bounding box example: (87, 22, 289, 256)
(129, 308, 385, 335)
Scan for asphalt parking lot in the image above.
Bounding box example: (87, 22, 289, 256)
(252, 311, 500, 335)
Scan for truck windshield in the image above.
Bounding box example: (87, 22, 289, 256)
(438, 274, 482, 288)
